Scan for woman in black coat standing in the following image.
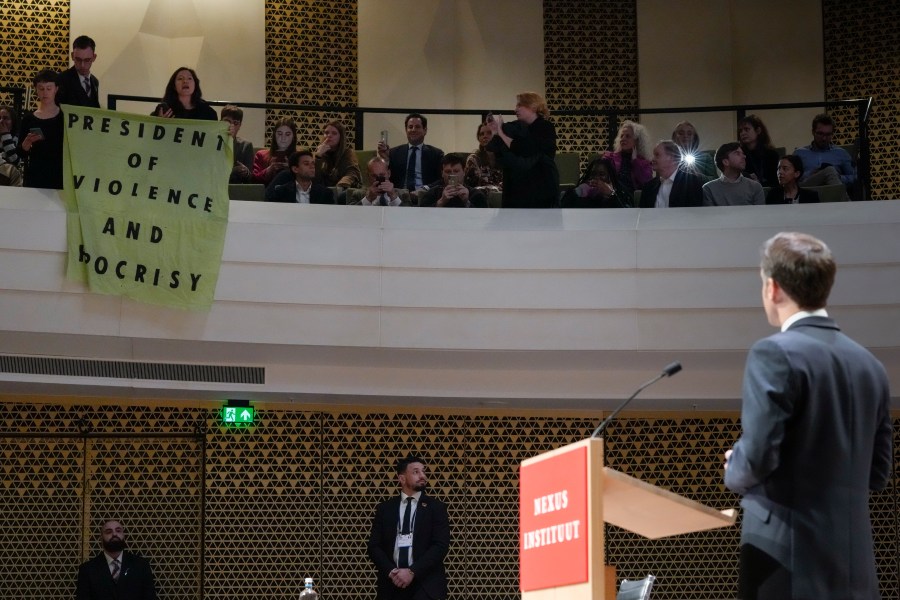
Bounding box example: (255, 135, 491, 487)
(486, 91, 559, 208)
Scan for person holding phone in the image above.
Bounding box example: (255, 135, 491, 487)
(464, 121, 503, 192)
(252, 118, 297, 185)
(485, 92, 559, 208)
(19, 69, 64, 189)
(419, 154, 486, 208)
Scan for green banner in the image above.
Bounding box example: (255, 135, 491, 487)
(63, 105, 232, 310)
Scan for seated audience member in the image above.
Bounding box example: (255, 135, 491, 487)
(702, 142, 765, 206)
(560, 155, 632, 208)
(464, 121, 503, 192)
(672, 120, 717, 179)
(738, 114, 779, 187)
(766, 154, 820, 205)
(602, 120, 652, 196)
(377, 112, 444, 192)
(794, 113, 855, 200)
(0, 105, 22, 169)
(419, 154, 487, 208)
(0, 162, 23, 186)
(221, 105, 254, 184)
(264, 150, 334, 204)
(641, 140, 705, 208)
(253, 117, 297, 184)
(153, 67, 218, 121)
(18, 69, 64, 190)
(486, 91, 559, 209)
(314, 120, 361, 203)
(346, 156, 411, 206)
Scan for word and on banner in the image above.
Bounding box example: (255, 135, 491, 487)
(62, 105, 233, 309)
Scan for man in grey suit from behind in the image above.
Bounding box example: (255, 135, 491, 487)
(724, 231, 892, 600)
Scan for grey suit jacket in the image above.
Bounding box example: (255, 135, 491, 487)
(725, 316, 892, 599)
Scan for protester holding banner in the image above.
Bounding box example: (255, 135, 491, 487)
(153, 67, 217, 121)
(253, 117, 297, 185)
(19, 69, 64, 189)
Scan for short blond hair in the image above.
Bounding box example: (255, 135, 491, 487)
(516, 92, 550, 119)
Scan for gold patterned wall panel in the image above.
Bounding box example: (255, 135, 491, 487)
(204, 409, 323, 599)
(823, 0, 900, 200)
(0, 435, 82, 600)
(86, 437, 203, 600)
(543, 0, 638, 164)
(264, 1, 358, 152)
(0, 1, 70, 87)
(0, 400, 897, 599)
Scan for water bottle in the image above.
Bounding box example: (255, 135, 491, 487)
(298, 577, 319, 600)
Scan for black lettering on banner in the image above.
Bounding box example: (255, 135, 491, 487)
(102, 218, 115, 236)
(126, 221, 140, 240)
(150, 226, 163, 243)
(153, 125, 166, 140)
(78, 245, 90, 263)
(94, 256, 108, 275)
(169, 271, 180, 289)
(82, 115, 94, 131)
(216, 135, 226, 151)
(100, 117, 111, 133)
(120, 120, 129, 136)
(173, 128, 184, 144)
(135, 264, 146, 282)
(74, 175, 84, 189)
(192, 131, 205, 147)
(115, 261, 127, 279)
(190, 273, 202, 291)
(127, 153, 142, 168)
(67, 113, 80, 127)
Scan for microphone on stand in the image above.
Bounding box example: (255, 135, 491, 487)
(590, 361, 682, 439)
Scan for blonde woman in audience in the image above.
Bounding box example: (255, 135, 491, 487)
(486, 91, 559, 208)
(602, 120, 652, 195)
(672, 120, 717, 179)
(464, 121, 503, 192)
(253, 117, 297, 184)
(314, 120, 361, 192)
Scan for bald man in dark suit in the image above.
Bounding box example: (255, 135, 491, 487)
(76, 519, 157, 600)
(724, 232, 892, 600)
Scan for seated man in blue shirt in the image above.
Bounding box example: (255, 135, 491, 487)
(794, 113, 854, 200)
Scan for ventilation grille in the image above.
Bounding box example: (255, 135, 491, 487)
(0, 355, 264, 384)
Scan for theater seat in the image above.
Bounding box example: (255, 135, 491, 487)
(229, 184, 266, 201)
(805, 183, 847, 202)
(555, 152, 581, 188)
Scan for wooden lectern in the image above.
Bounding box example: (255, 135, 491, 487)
(519, 437, 736, 600)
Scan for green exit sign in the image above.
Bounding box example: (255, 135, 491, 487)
(223, 405, 255, 424)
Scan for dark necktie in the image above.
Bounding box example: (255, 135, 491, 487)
(399, 497, 412, 568)
(111, 558, 121, 582)
(83, 77, 92, 96)
(405, 146, 418, 191)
